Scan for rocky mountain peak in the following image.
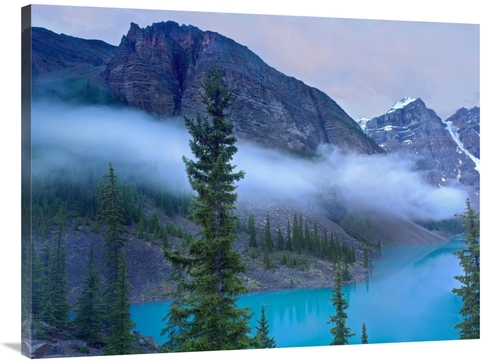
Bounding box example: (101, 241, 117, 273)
(360, 98, 479, 195)
(387, 97, 418, 113)
(31, 22, 383, 156)
(98, 21, 382, 155)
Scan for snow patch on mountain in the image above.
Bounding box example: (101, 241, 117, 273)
(443, 119, 480, 173)
(387, 97, 417, 113)
(356, 118, 370, 131)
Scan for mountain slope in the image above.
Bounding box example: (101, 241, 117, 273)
(31, 22, 382, 155)
(361, 97, 479, 193)
(444, 106, 480, 164)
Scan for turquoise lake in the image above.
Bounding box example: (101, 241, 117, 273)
(130, 237, 464, 347)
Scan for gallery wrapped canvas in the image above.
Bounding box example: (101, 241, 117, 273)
(20, 2, 481, 361)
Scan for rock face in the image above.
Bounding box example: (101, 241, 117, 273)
(31, 22, 381, 155)
(362, 98, 480, 193)
(443, 106, 480, 190)
(445, 106, 480, 159)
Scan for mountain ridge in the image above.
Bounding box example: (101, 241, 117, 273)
(358, 97, 480, 197)
(30, 22, 382, 156)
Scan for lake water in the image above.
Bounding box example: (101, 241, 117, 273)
(130, 237, 465, 347)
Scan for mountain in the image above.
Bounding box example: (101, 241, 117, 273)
(444, 106, 480, 160)
(359, 97, 480, 194)
(31, 23, 381, 156)
(31, 27, 116, 103)
(26, 23, 461, 310)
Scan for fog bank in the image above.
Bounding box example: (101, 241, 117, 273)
(31, 101, 468, 221)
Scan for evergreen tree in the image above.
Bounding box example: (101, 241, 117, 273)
(30, 244, 45, 319)
(312, 221, 319, 253)
(328, 268, 354, 345)
(160, 251, 189, 351)
(361, 323, 368, 344)
(22, 239, 45, 323)
(248, 213, 257, 248)
(304, 221, 311, 252)
(99, 163, 126, 286)
(163, 63, 253, 351)
(263, 247, 272, 269)
(285, 220, 292, 251)
(292, 214, 301, 253)
(21, 238, 32, 326)
(98, 163, 136, 354)
(254, 306, 276, 348)
(264, 212, 274, 253)
(40, 300, 56, 327)
(452, 198, 480, 339)
(277, 226, 285, 251)
(74, 248, 104, 346)
(41, 222, 71, 330)
(103, 252, 136, 355)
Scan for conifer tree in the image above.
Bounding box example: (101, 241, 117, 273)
(277, 226, 285, 251)
(31, 245, 45, 320)
(286, 220, 292, 251)
(328, 267, 354, 345)
(292, 214, 302, 253)
(160, 252, 190, 352)
(452, 198, 480, 339)
(41, 222, 71, 330)
(361, 323, 368, 344)
(103, 253, 136, 355)
(304, 221, 311, 252)
(161, 226, 169, 249)
(312, 221, 319, 253)
(248, 213, 257, 248)
(163, 63, 253, 351)
(22, 239, 45, 322)
(40, 300, 56, 327)
(21, 239, 32, 325)
(263, 247, 272, 269)
(99, 163, 126, 286)
(74, 248, 104, 346)
(264, 212, 274, 253)
(254, 306, 276, 348)
(98, 163, 135, 354)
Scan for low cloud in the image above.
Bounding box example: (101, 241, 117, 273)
(31, 101, 467, 221)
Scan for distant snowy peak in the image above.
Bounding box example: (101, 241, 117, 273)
(356, 118, 370, 131)
(387, 97, 417, 113)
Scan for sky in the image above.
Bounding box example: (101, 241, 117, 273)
(2, 1, 499, 363)
(27, 2, 480, 121)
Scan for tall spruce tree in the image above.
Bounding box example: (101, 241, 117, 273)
(99, 163, 126, 287)
(452, 198, 480, 339)
(254, 306, 276, 348)
(248, 213, 257, 248)
(286, 220, 292, 251)
(277, 226, 285, 251)
(328, 267, 354, 345)
(163, 63, 253, 351)
(98, 163, 135, 354)
(103, 253, 135, 355)
(74, 248, 104, 346)
(41, 222, 71, 330)
(264, 212, 274, 253)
